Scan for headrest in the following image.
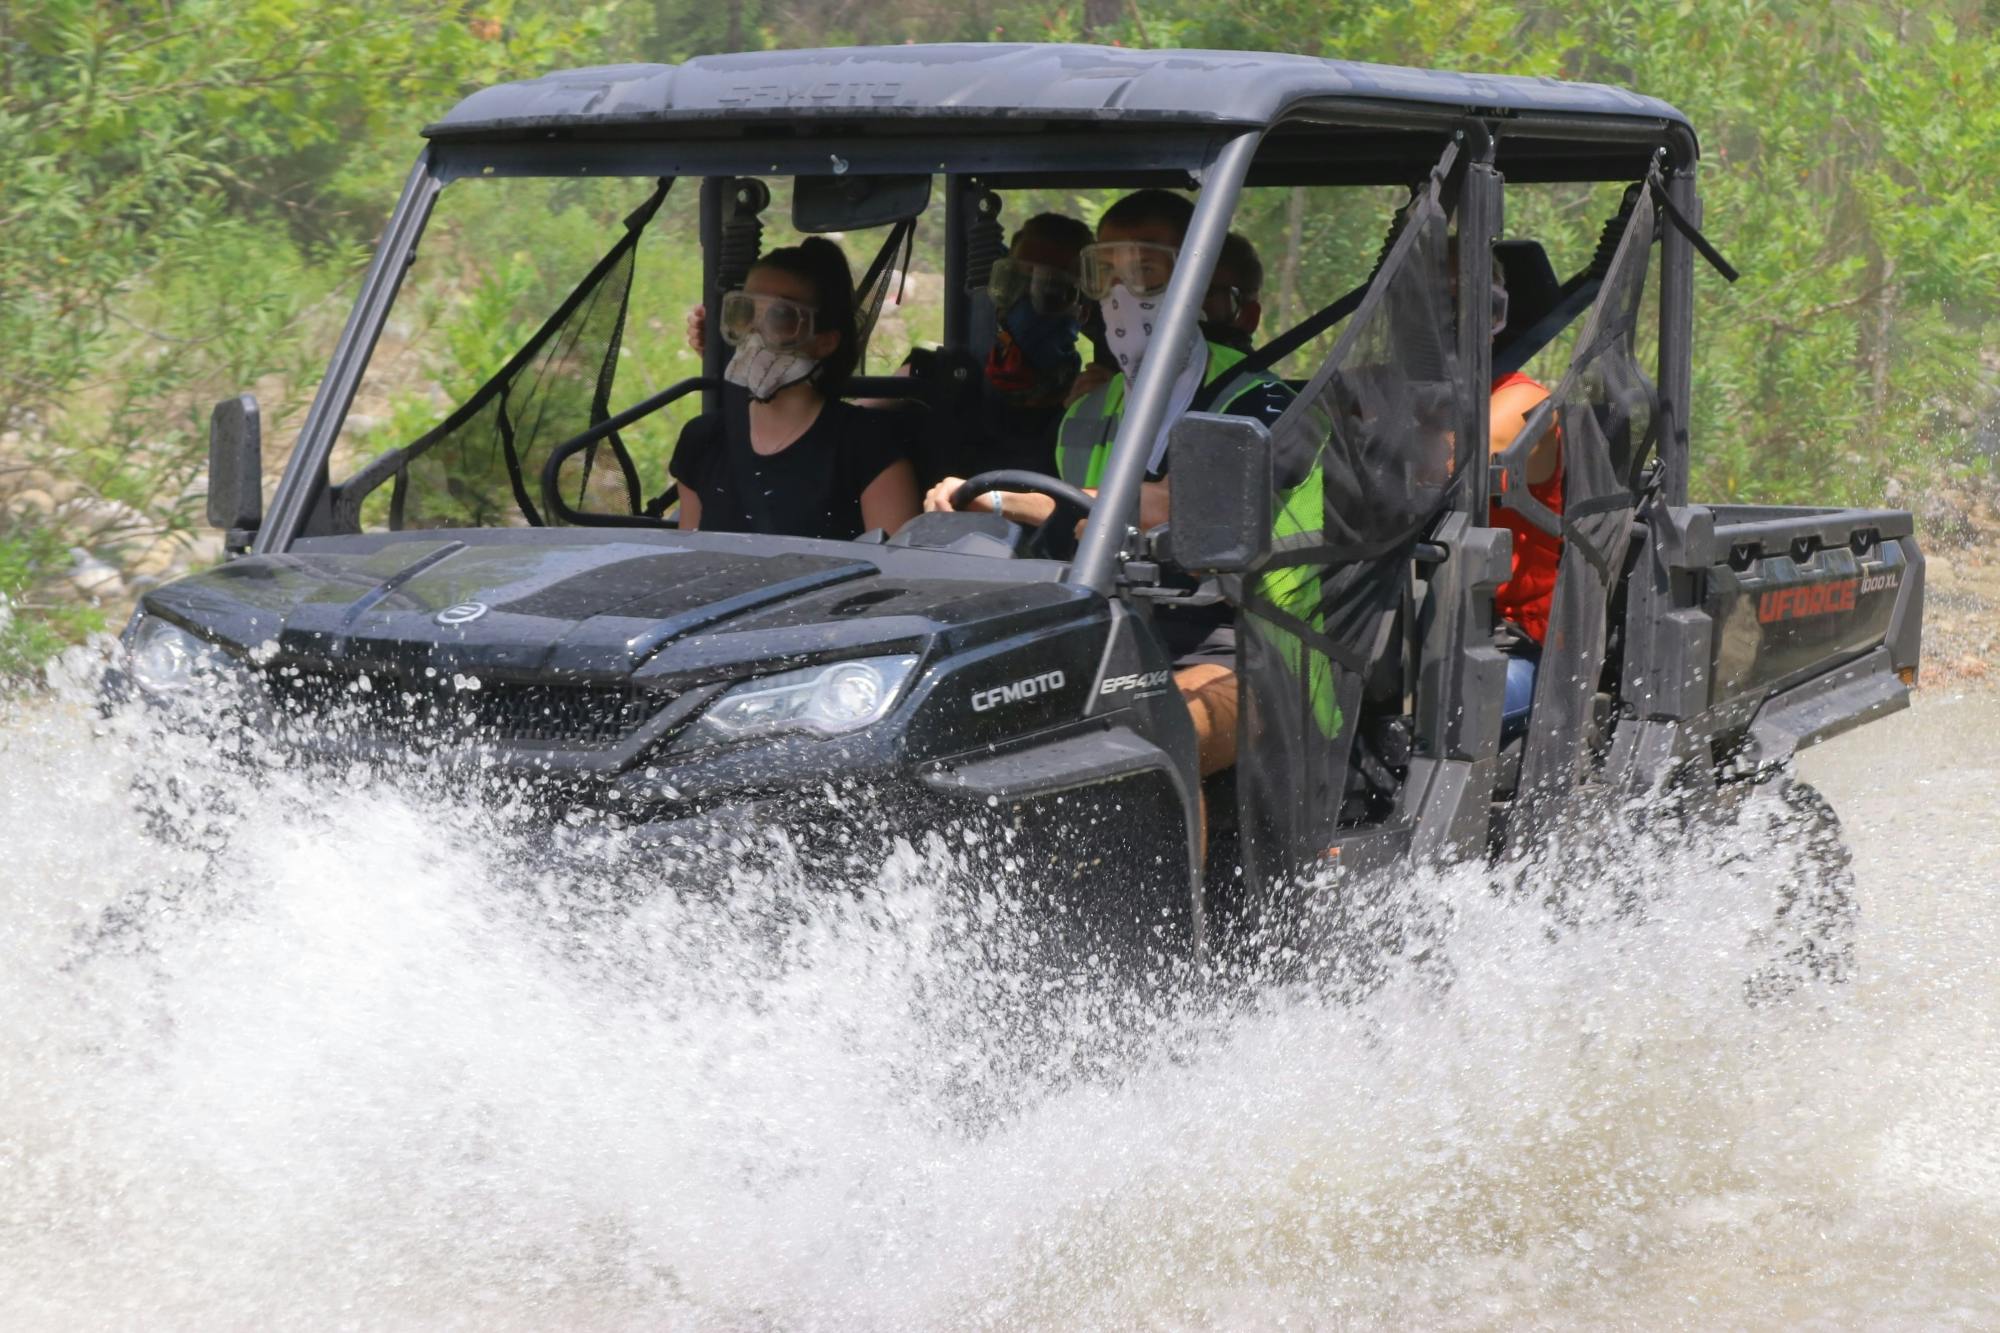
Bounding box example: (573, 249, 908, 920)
(1492, 239, 1561, 342)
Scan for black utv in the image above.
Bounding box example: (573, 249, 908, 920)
(121, 45, 1923, 960)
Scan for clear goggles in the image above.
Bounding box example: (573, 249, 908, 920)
(719, 289, 817, 351)
(985, 257, 1082, 317)
(1078, 240, 1179, 302)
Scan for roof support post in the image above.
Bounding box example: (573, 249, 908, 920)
(943, 175, 972, 354)
(1658, 153, 1697, 508)
(1071, 129, 1263, 595)
(699, 176, 726, 420)
(1455, 125, 1500, 519)
(259, 149, 441, 552)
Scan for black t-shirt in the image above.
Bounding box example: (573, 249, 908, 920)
(671, 398, 913, 541)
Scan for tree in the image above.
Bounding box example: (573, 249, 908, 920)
(0, 0, 620, 676)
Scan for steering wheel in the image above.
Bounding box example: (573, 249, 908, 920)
(952, 470, 1097, 560)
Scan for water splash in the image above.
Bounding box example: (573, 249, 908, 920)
(1, 669, 1995, 1329)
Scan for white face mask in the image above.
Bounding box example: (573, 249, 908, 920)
(724, 333, 817, 402)
(1102, 283, 1164, 378)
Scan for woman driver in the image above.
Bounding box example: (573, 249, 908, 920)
(671, 237, 920, 540)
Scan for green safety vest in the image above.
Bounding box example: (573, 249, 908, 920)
(1059, 341, 1344, 742)
(1255, 466, 1343, 740)
(1055, 341, 1271, 489)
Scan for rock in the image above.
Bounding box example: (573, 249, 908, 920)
(899, 270, 945, 305)
(184, 532, 226, 567)
(1950, 655, 1988, 681)
(346, 413, 382, 436)
(67, 548, 125, 601)
(7, 488, 57, 516)
(126, 538, 184, 581)
(68, 495, 150, 537)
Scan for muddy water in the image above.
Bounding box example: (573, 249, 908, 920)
(0, 679, 1994, 1330)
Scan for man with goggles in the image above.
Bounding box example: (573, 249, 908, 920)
(924, 189, 1294, 803)
(1065, 228, 1266, 403)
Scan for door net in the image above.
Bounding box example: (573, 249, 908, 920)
(1236, 147, 1471, 884)
(1494, 182, 1661, 834)
(335, 181, 671, 533)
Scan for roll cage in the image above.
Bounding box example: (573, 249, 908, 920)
(257, 44, 1702, 589)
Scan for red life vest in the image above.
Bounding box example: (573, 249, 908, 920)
(1489, 371, 1563, 644)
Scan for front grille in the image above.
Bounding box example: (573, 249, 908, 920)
(264, 666, 668, 749)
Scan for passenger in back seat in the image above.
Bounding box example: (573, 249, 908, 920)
(1201, 231, 1266, 355)
(907, 212, 1095, 481)
(1487, 252, 1563, 737)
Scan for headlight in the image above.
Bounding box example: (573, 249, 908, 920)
(676, 655, 919, 750)
(122, 615, 239, 696)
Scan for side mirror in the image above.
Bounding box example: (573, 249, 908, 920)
(207, 394, 262, 546)
(1166, 413, 1273, 574)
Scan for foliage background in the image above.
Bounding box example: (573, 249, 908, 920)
(4, 0, 1997, 675)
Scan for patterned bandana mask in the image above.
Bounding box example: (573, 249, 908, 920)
(724, 333, 818, 402)
(1102, 283, 1194, 379)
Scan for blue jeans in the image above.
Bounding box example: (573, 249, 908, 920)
(1502, 644, 1541, 741)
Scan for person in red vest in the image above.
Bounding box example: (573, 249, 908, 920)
(1486, 254, 1563, 737)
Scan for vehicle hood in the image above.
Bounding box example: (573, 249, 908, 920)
(141, 534, 1076, 683)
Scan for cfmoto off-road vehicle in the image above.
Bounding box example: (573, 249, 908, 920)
(122, 45, 1923, 959)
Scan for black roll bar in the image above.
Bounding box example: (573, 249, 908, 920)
(1657, 160, 1698, 508)
(259, 150, 442, 553)
(1454, 125, 1500, 519)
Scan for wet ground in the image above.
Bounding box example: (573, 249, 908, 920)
(0, 683, 1994, 1329)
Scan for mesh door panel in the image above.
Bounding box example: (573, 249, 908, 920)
(336, 182, 670, 532)
(1237, 152, 1469, 882)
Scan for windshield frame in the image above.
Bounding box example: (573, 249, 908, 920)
(256, 129, 1245, 558)
(258, 107, 1695, 567)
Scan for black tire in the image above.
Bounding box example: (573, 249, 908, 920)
(1720, 774, 1859, 999)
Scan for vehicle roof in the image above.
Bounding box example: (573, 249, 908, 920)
(425, 43, 1692, 141)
